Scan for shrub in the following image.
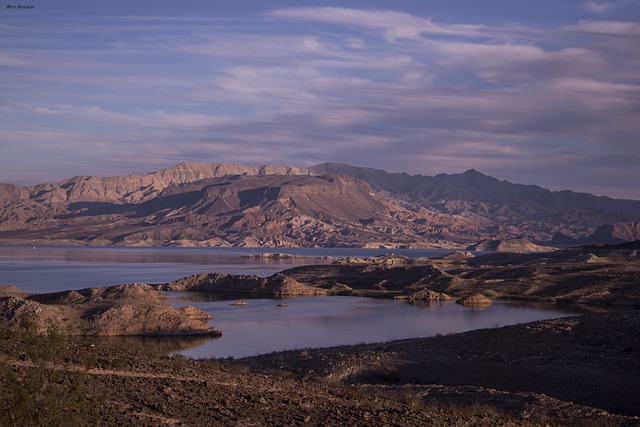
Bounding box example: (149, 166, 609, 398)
(0, 321, 99, 427)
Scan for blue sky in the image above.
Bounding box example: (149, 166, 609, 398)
(2, 1, 640, 200)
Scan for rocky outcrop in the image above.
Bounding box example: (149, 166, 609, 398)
(280, 243, 640, 306)
(85, 304, 215, 337)
(0, 284, 220, 337)
(281, 262, 456, 298)
(334, 254, 410, 266)
(395, 288, 453, 302)
(159, 272, 328, 297)
(456, 293, 493, 308)
(0, 285, 29, 299)
(456, 242, 640, 306)
(157, 255, 457, 299)
(242, 253, 330, 260)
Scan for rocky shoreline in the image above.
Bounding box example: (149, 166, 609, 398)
(1, 311, 638, 425)
(0, 284, 220, 337)
(157, 241, 640, 307)
(1, 241, 639, 425)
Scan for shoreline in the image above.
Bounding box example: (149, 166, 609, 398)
(1, 242, 639, 424)
(1, 311, 638, 425)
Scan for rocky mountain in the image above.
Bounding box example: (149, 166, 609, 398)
(0, 171, 458, 248)
(310, 163, 640, 245)
(1, 162, 639, 248)
(0, 162, 309, 208)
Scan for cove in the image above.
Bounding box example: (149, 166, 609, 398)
(165, 293, 585, 359)
(0, 245, 585, 359)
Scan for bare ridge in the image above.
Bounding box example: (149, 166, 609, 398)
(1, 161, 639, 248)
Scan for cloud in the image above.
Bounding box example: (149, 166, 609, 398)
(584, 1, 615, 14)
(1, 8, 639, 199)
(568, 19, 640, 35)
(267, 7, 483, 41)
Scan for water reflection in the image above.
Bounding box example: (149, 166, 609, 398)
(171, 291, 282, 303)
(81, 335, 217, 357)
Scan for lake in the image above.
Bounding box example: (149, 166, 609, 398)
(0, 245, 452, 293)
(0, 246, 584, 358)
(167, 293, 583, 358)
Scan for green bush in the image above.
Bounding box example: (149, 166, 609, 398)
(0, 321, 99, 427)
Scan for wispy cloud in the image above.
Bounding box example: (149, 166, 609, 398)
(0, 6, 639, 199)
(267, 7, 484, 41)
(569, 19, 640, 35)
(584, 1, 615, 15)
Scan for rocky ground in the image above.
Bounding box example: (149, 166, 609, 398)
(1, 312, 638, 426)
(1, 242, 640, 425)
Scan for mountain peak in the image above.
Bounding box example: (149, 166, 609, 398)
(462, 168, 485, 176)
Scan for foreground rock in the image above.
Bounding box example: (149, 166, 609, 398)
(2, 312, 638, 426)
(242, 312, 640, 423)
(0, 284, 220, 337)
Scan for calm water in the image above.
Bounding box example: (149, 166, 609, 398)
(0, 246, 451, 293)
(0, 246, 583, 358)
(167, 293, 583, 359)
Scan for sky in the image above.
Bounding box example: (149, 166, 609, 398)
(1, 1, 640, 200)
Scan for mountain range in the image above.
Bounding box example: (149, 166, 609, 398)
(1, 162, 639, 248)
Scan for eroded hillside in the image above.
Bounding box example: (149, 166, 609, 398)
(1, 162, 639, 247)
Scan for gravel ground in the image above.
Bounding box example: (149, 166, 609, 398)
(2, 312, 639, 426)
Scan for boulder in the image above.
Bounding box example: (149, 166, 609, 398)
(395, 288, 453, 302)
(456, 293, 493, 308)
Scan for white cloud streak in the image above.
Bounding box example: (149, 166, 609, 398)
(267, 7, 484, 41)
(584, 1, 615, 15)
(569, 19, 640, 35)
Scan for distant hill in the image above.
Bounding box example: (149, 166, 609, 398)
(466, 238, 556, 253)
(1, 162, 639, 248)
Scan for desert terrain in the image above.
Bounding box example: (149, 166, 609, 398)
(2, 162, 640, 248)
(1, 242, 639, 425)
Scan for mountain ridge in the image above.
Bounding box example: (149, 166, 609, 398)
(310, 162, 640, 240)
(1, 161, 639, 248)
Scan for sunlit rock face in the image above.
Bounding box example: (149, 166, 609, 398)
(1, 162, 640, 248)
